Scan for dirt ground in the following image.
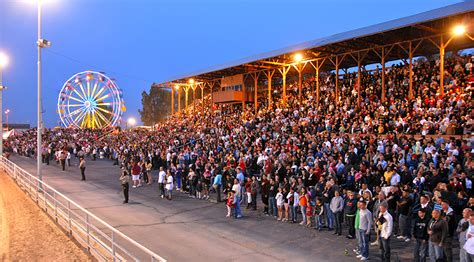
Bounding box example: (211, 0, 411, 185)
(0, 173, 92, 262)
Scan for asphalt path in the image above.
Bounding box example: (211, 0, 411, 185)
(10, 155, 419, 262)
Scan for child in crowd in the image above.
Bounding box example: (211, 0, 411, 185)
(226, 191, 235, 217)
(276, 187, 284, 221)
(314, 198, 324, 231)
(196, 180, 203, 199)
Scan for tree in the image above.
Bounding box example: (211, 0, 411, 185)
(139, 84, 171, 126)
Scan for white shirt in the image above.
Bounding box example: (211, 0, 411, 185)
(166, 176, 174, 190)
(232, 184, 241, 198)
(276, 192, 284, 206)
(158, 171, 166, 183)
(379, 211, 393, 239)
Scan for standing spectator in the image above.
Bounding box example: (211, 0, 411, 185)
(165, 170, 174, 200)
(276, 187, 284, 221)
(428, 209, 448, 262)
(413, 208, 430, 262)
(158, 167, 166, 198)
(377, 202, 393, 262)
(269, 179, 278, 217)
(261, 175, 270, 215)
(287, 187, 297, 223)
(457, 208, 472, 262)
(330, 190, 344, 236)
(345, 191, 358, 239)
(299, 187, 308, 225)
(441, 199, 456, 262)
(119, 167, 130, 204)
(356, 200, 372, 261)
(131, 161, 141, 188)
(250, 176, 259, 210)
(146, 160, 153, 185)
(232, 179, 243, 218)
(79, 157, 86, 181)
(59, 150, 67, 171)
(397, 189, 413, 242)
(213, 171, 223, 202)
(226, 191, 235, 217)
(66, 151, 71, 167)
(371, 191, 387, 246)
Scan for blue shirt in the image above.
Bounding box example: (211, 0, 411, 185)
(237, 172, 245, 184)
(213, 174, 222, 186)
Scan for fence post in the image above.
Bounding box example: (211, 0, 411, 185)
(86, 213, 90, 251)
(68, 201, 72, 235)
(54, 191, 58, 222)
(112, 231, 116, 262)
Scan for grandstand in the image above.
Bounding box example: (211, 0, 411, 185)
(156, 1, 473, 115)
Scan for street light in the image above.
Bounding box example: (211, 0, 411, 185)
(36, 0, 52, 183)
(453, 25, 466, 36)
(0, 52, 8, 156)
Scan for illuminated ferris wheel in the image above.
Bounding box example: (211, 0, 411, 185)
(57, 71, 126, 129)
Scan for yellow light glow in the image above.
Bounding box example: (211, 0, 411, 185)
(174, 84, 180, 90)
(188, 79, 195, 84)
(294, 53, 303, 62)
(127, 117, 136, 126)
(0, 52, 9, 68)
(453, 25, 466, 36)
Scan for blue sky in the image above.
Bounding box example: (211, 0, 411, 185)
(0, 0, 462, 127)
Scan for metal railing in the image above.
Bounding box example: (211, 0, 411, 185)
(0, 156, 166, 262)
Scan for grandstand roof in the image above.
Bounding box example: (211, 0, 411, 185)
(162, 1, 474, 85)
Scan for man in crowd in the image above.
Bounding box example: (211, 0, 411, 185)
(377, 202, 393, 262)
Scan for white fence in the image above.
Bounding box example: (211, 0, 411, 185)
(0, 156, 166, 262)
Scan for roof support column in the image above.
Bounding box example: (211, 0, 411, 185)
(263, 70, 275, 109)
(184, 86, 190, 113)
(177, 86, 181, 114)
(294, 63, 307, 103)
(171, 86, 174, 115)
(251, 72, 260, 115)
(330, 55, 345, 103)
(192, 85, 196, 115)
(242, 75, 246, 110)
(409, 41, 414, 99)
(350, 51, 368, 107)
(439, 36, 445, 96)
(210, 82, 215, 114)
(335, 56, 339, 103)
(278, 66, 291, 106)
(309, 59, 325, 104)
(381, 48, 386, 102)
(357, 59, 361, 107)
(397, 40, 422, 100)
(200, 83, 204, 117)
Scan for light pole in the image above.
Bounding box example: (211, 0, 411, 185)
(5, 109, 10, 131)
(0, 52, 8, 156)
(36, 0, 51, 182)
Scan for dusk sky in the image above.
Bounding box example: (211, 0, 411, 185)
(0, 0, 462, 127)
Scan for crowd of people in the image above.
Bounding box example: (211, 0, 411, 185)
(4, 52, 474, 261)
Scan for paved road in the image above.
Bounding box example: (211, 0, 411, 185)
(10, 155, 419, 262)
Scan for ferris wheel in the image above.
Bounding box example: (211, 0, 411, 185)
(57, 71, 126, 129)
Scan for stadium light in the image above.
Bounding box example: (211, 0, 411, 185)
(127, 117, 136, 127)
(453, 25, 466, 36)
(294, 53, 303, 62)
(188, 79, 195, 84)
(0, 53, 8, 68)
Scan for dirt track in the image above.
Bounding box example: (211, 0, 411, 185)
(0, 173, 92, 262)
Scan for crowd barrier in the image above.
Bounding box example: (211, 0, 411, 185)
(0, 156, 166, 262)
